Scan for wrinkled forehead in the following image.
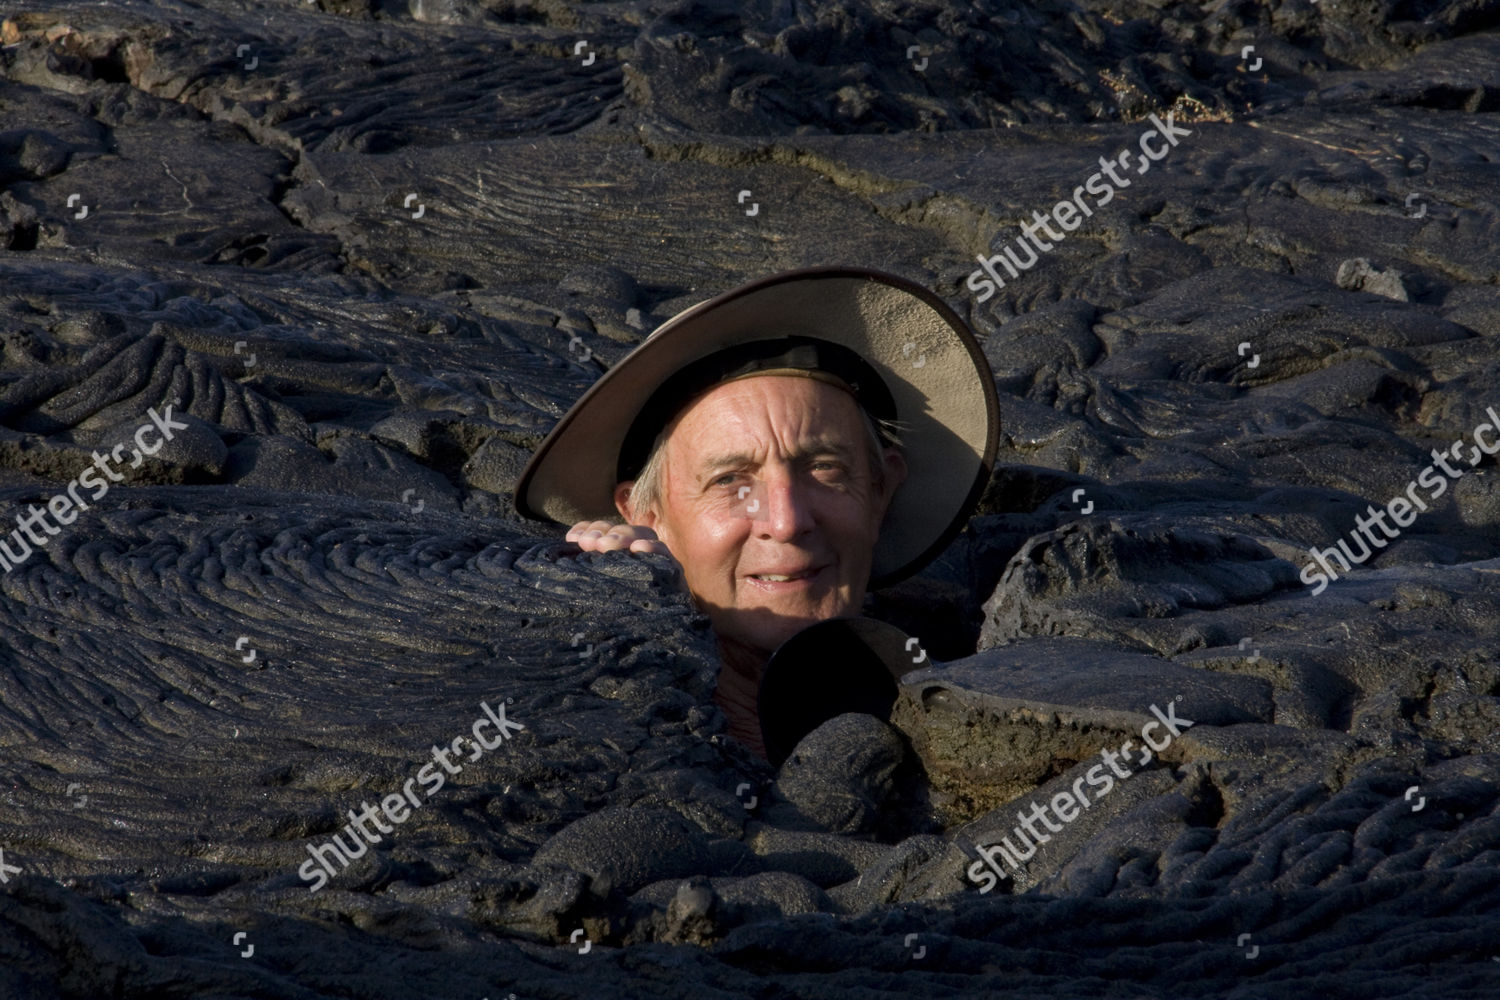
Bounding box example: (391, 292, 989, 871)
(661, 374, 874, 465)
(616, 335, 896, 484)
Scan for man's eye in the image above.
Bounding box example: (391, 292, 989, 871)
(712, 474, 739, 487)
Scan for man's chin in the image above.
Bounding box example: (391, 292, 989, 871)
(717, 605, 853, 658)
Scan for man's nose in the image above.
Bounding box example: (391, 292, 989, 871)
(757, 474, 815, 541)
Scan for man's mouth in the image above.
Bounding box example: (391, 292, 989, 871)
(746, 565, 826, 586)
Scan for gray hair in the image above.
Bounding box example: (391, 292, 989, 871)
(622, 408, 906, 521)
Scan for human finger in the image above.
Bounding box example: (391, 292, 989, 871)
(565, 519, 618, 544)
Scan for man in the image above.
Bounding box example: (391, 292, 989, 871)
(565, 372, 906, 758)
(515, 267, 999, 760)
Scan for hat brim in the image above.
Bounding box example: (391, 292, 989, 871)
(514, 266, 1000, 589)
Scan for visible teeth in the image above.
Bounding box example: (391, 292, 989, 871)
(756, 573, 802, 581)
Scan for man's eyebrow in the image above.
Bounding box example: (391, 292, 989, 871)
(698, 440, 858, 472)
(700, 451, 756, 472)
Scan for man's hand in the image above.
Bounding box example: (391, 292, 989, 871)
(566, 520, 673, 558)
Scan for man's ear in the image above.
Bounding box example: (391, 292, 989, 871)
(613, 481, 637, 522)
(614, 480, 658, 528)
(879, 447, 908, 512)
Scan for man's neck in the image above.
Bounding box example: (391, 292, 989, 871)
(714, 634, 770, 759)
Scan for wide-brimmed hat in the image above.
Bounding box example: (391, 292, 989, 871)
(514, 266, 1000, 589)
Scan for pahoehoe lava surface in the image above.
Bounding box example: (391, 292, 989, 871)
(3, 0, 1500, 997)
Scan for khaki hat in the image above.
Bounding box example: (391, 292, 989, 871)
(514, 266, 1000, 589)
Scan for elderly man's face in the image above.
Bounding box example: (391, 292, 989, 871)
(616, 376, 906, 656)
